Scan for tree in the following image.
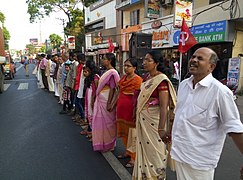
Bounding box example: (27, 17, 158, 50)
(26, 44, 35, 55)
(65, 9, 84, 51)
(49, 33, 63, 49)
(0, 11, 11, 50)
(0, 11, 5, 23)
(40, 46, 46, 53)
(26, 0, 96, 51)
(26, 0, 96, 23)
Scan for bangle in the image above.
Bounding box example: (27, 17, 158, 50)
(158, 129, 165, 131)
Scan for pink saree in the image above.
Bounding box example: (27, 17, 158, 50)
(92, 69, 120, 152)
(85, 74, 100, 128)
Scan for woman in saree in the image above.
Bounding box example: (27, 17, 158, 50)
(132, 50, 177, 180)
(92, 53, 120, 152)
(116, 58, 142, 167)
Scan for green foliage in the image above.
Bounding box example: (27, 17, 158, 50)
(26, 0, 96, 51)
(3, 27, 10, 41)
(65, 9, 83, 36)
(83, 0, 97, 7)
(0, 11, 10, 50)
(3, 27, 10, 50)
(0, 11, 5, 23)
(40, 46, 46, 53)
(49, 33, 63, 48)
(26, 44, 36, 55)
(26, 0, 81, 23)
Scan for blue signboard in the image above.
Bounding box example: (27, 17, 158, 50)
(173, 20, 227, 45)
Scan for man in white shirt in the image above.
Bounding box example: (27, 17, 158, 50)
(171, 47, 243, 180)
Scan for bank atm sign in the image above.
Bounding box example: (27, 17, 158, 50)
(173, 20, 226, 45)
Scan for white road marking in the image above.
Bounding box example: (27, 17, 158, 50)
(102, 152, 132, 180)
(8, 78, 36, 82)
(4, 84, 11, 91)
(17, 83, 28, 90)
(16, 64, 23, 71)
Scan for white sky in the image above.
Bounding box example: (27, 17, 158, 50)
(0, 0, 67, 50)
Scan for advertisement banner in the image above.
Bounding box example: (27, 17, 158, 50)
(145, 0, 161, 19)
(174, 0, 193, 28)
(68, 36, 75, 50)
(29, 38, 38, 45)
(227, 57, 241, 87)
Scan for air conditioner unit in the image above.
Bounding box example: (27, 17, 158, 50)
(161, 0, 173, 6)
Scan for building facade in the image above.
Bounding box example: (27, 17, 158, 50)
(84, 0, 243, 90)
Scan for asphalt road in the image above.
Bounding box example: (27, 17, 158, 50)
(0, 63, 242, 180)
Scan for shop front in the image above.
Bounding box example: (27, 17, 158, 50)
(85, 28, 118, 68)
(141, 16, 181, 88)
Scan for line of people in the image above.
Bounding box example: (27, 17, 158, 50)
(33, 47, 243, 180)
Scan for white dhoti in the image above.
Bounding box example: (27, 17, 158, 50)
(47, 76, 54, 92)
(175, 161, 214, 180)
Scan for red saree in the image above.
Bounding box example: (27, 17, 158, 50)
(116, 74, 142, 158)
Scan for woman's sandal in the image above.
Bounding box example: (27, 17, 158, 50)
(80, 131, 88, 135)
(117, 154, 130, 159)
(86, 134, 92, 138)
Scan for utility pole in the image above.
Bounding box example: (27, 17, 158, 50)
(39, 21, 42, 45)
(56, 18, 66, 47)
(62, 19, 66, 47)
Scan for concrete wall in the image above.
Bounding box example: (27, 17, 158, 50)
(193, 0, 209, 10)
(85, 0, 116, 28)
(193, 0, 243, 25)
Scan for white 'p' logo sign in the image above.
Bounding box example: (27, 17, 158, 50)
(180, 31, 189, 46)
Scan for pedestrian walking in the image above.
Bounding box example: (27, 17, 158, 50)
(132, 50, 177, 180)
(24, 56, 29, 77)
(92, 53, 120, 152)
(116, 58, 142, 168)
(171, 47, 243, 180)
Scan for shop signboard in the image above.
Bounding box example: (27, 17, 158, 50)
(227, 57, 241, 87)
(142, 25, 172, 48)
(68, 36, 75, 50)
(29, 38, 38, 45)
(121, 25, 142, 51)
(144, 0, 161, 19)
(174, 0, 193, 28)
(173, 20, 227, 45)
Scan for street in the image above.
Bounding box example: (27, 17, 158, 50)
(0, 63, 242, 180)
